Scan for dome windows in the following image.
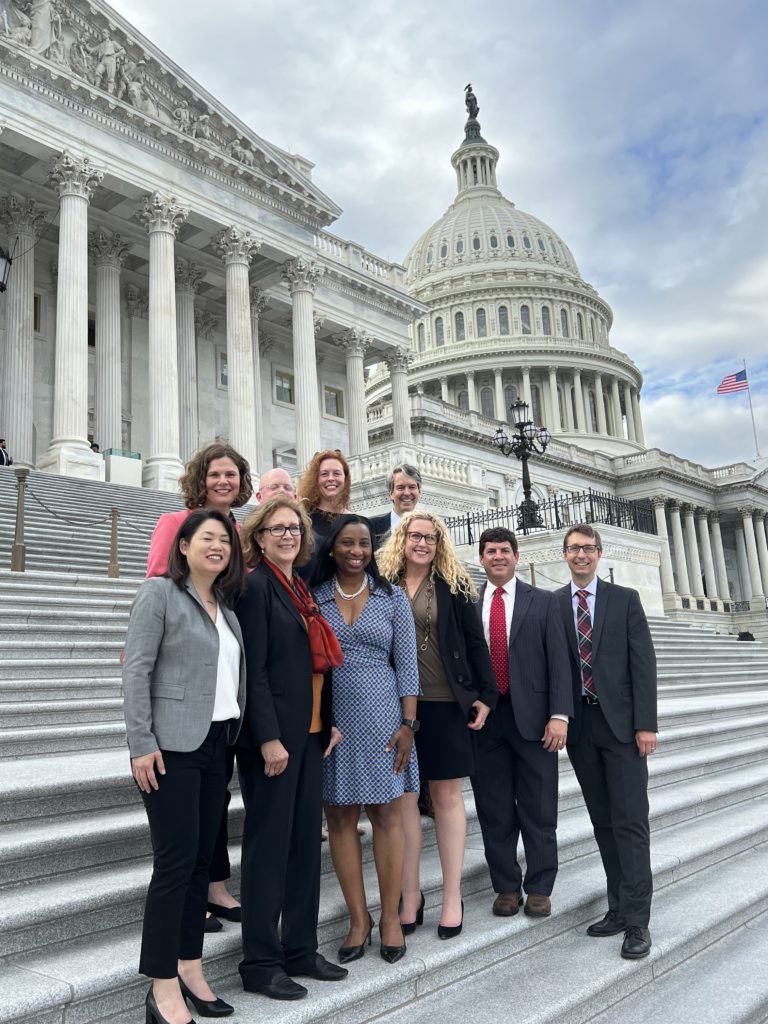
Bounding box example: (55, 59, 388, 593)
(589, 315, 595, 341)
(550, 240, 558, 256)
(537, 237, 546, 252)
(498, 305, 510, 335)
(576, 312, 584, 340)
(523, 234, 532, 250)
(457, 390, 469, 412)
(435, 316, 445, 346)
(426, 245, 434, 265)
(455, 311, 466, 341)
(440, 241, 448, 259)
(541, 305, 552, 335)
(476, 307, 488, 338)
(520, 304, 532, 335)
(490, 234, 499, 249)
(456, 237, 465, 254)
(481, 386, 494, 419)
(417, 323, 426, 351)
(506, 233, 515, 249)
(560, 308, 569, 337)
(505, 385, 518, 423)
(472, 235, 481, 251)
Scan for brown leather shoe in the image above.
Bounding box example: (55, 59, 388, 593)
(524, 893, 551, 917)
(492, 891, 523, 916)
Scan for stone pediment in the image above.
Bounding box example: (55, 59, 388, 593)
(0, 0, 342, 226)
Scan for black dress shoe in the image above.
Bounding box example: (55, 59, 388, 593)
(146, 988, 195, 1024)
(586, 910, 626, 937)
(203, 914, 223, 934)
(380, 923, 407, 964)
(437, 900, 464, 940)
(206, 901, 242, 923)
(401, 891, 425, 936)
(179, 978, 234, 1017)
(286, 953, 349, 981)
(244, 974, 307, 1000)
(621, 926, 652, 959)
(338, 913, 374, 963)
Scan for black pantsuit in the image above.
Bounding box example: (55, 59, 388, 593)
(209, 745, 237, 882)
(139, 722, 229, 978)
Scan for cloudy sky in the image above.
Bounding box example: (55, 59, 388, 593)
(110, 0, 768, 468)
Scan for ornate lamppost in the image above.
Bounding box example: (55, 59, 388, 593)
(492, 398, 551, 530)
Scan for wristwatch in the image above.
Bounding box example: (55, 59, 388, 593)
(401, 718, 420, 733)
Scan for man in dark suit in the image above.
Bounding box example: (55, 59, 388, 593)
(472, 527, 572, 918)
(369, 463, 422, 547)
(557, 524, 657, 960)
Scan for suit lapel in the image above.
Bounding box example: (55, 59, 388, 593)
(436, 576, 451, 649)
(591, 579, 608, 657)
(260, 563, 306, 629)
(508, 579, 532, 647)
(559, 586, 579, 662)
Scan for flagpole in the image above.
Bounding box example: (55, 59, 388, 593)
(744, 359, 762, 459)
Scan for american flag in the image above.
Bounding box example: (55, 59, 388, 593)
(716, 369, 749, 394)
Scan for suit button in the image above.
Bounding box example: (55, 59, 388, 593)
(453, 651, 460, 659)
(457, 674, 464, 683)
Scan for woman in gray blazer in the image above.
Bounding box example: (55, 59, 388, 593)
(123, 509, 246, 1024)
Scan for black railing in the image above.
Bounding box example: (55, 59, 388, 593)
(444, 488, 656, 547)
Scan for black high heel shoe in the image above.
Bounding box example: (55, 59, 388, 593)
(338, 912, 374, 964)
(437, 900, 464, 940)
(145, 988, 195, 1024)
(380, 922, 407, 964)
(179, 977, 234, 1018)
(401, 891, 425, 936)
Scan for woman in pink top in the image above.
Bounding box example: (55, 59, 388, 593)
(146, 441, 253, 929)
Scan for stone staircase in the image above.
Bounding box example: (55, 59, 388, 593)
(1, 473, 768, 1023)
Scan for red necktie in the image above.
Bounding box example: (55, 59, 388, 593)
(489, 587, 510, 695)
(576, 589, 596, 697)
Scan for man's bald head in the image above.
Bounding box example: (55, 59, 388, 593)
(257, 468, 296, 503)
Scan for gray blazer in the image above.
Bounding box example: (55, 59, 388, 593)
(122, 576, 246, 758)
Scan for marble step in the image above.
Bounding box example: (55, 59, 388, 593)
(3, 799, 766, 1024)
(1, 624, 128, 643)
(0, 721, 126, 759)
(0, 659, 123, 682)
(0, 677, 124, 703)
(0, 698, 126, 728)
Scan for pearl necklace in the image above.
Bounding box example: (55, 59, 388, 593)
(334, 574, 369, 600)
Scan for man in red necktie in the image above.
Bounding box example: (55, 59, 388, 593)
(471, 527, 572, 920)
(557, 525, 657, 960)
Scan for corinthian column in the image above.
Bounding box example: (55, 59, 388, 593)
(0, 196, 47, 467)
(594, 372, 608, 434)
(88, 228, 129, 452)
(624, 382, 637, 441)
(386, 347, 413, 443)
(138, 192, 188, 491)
(494, 369, 505, 421)
(466, 370, 478, 412)
(631, 387, 645, 446)
(740, 506, 765, 601)
(215, 226, 261, 475)
(668, 501, 691, 598)
(682, 505, 704, 599)
(709, 512, 730, 602)
(696, 509, 719, 600)
(249, 287, 269, 472)
(548, 367, 561, 432)
(754, 511, 768, 596)
(281, 256, 323, 472)
(651, 497, 676, 598)
(39, 152, 104, 479)
(572, 369, 586, 431)
(174, 258, 203, 462)
(335, 328, 371, 456)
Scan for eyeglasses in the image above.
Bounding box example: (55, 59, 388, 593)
(259, 524, 304, 537)
(407, 531, 438, 545)
(565, 544, 600, 554)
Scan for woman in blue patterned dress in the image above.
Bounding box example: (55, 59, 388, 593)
(310, 515, 420, 965)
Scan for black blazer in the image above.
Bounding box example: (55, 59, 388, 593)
(234, 561, 332, 753)
(369, 512, 392, 550)
(477, 579, 572, 741)
(557, 579, 657, 744)
(433, 576, 498, 715)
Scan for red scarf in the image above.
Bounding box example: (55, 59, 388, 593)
(263, 558, 344, 672)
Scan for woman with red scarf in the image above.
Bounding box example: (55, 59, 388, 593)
(235, 495, 348, 1002)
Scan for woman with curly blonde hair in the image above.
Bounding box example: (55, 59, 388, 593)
(379, 511, 497, 941)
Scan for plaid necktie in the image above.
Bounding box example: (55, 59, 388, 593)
(576, 589, 596, 697)
(489, 587, 510, 695)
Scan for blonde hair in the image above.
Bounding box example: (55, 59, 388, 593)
(240, 495, 313, 569)
(297, 449, 351, 514)
(378, 510, 477, 599)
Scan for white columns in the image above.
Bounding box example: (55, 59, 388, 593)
(89, 228, 128, 452)
(386, 347, 413, 443)
(668, 501, 691, 598)
(249, 287, 269, 472)
(0, 196, 47, 467)
(494, 369, 504, 420)
(466, 370, 478, 412)
(521, 365, 532, 410)
(441, 375, 450, 404)
(696, 510, 719, 601)
(39, 152, 104, 479)
(174, 258, 203, 463)
(336, 328, 371, 457)
(740, 506, 765, 601)
(710, 513, 730, 603)
(610, 377, 622, 437)
(138, 192, 188, 491)
(683, 505, 705, 599)
(572, 369, 586, 431)
(652, 497, 677, 597)
(624, 383, 637, 441)
(548, 367, 561, 432)
(754, 511, 768, 597)
(594, 372, 608, 435)
(216, 226, 261, 475)
(631, 387, 645, 446)
(735, 525, 752, 601)
(564, 377, 575, 431)
(281, 256, 323, 472)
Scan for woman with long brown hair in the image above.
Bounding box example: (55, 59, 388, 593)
(295, 449, 351, 579)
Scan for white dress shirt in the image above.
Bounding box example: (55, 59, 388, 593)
(482, 576, 516, 646)
(211, 608, 241, 722)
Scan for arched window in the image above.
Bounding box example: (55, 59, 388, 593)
(472, 235, 481, 251)
(498, 305, 510, 335)
(456, 238, 464, 254)
(560, 308, 569, 337)
(506, 233, 515, 249)
(523, 234, 532, 250)
(481, 386, 494, 418)
(550, 240, 558, 256)
(457, 390, 469, 412)
(588, 390, 598, 432)
(426, 245, 433, 265)
(490, 234, 499, 249)
(531, 385, 542, 425)
(435, 316, 444, 346)
(440, 241, 448, 259)
(455, 311, 466, 341)
(505, 385, 519, 424)
(417, 323, 426, 351)
(576, 312, 584, 340)
(520, 304, 531, 335)
(541, 305, 552, 335)
(476, 307, 487, 338)
(589, 316, 595, 340)
(537, 237, 546, 252)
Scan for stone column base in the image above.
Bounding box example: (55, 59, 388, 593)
(37, 443, 106, 481)
(142, 457, 184, 493)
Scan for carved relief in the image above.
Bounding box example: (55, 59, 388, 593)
(385, 347, 413, 374)
(0, 194, 48, 237)
(49, 150, 103, 200)
(334, 327, 372, 359)
(281, 255, 323, 293)
(137, 193, 189, 236)
(214, 225, 261, 265)
(249, 286, 269, 317)
(88, 227, 129, 268)
(174, 257, 203, 294)
(125, 283, 148, 318)
(194, 308, 219, 339)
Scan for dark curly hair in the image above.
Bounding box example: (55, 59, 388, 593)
(309, 514, 391, 593)
(166, 509, 245, 606)
(178, 442, 253, 509)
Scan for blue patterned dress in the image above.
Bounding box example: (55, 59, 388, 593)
(316, 578, 421, 804)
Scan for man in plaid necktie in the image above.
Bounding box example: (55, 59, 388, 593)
(558, 525, 657, 962)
